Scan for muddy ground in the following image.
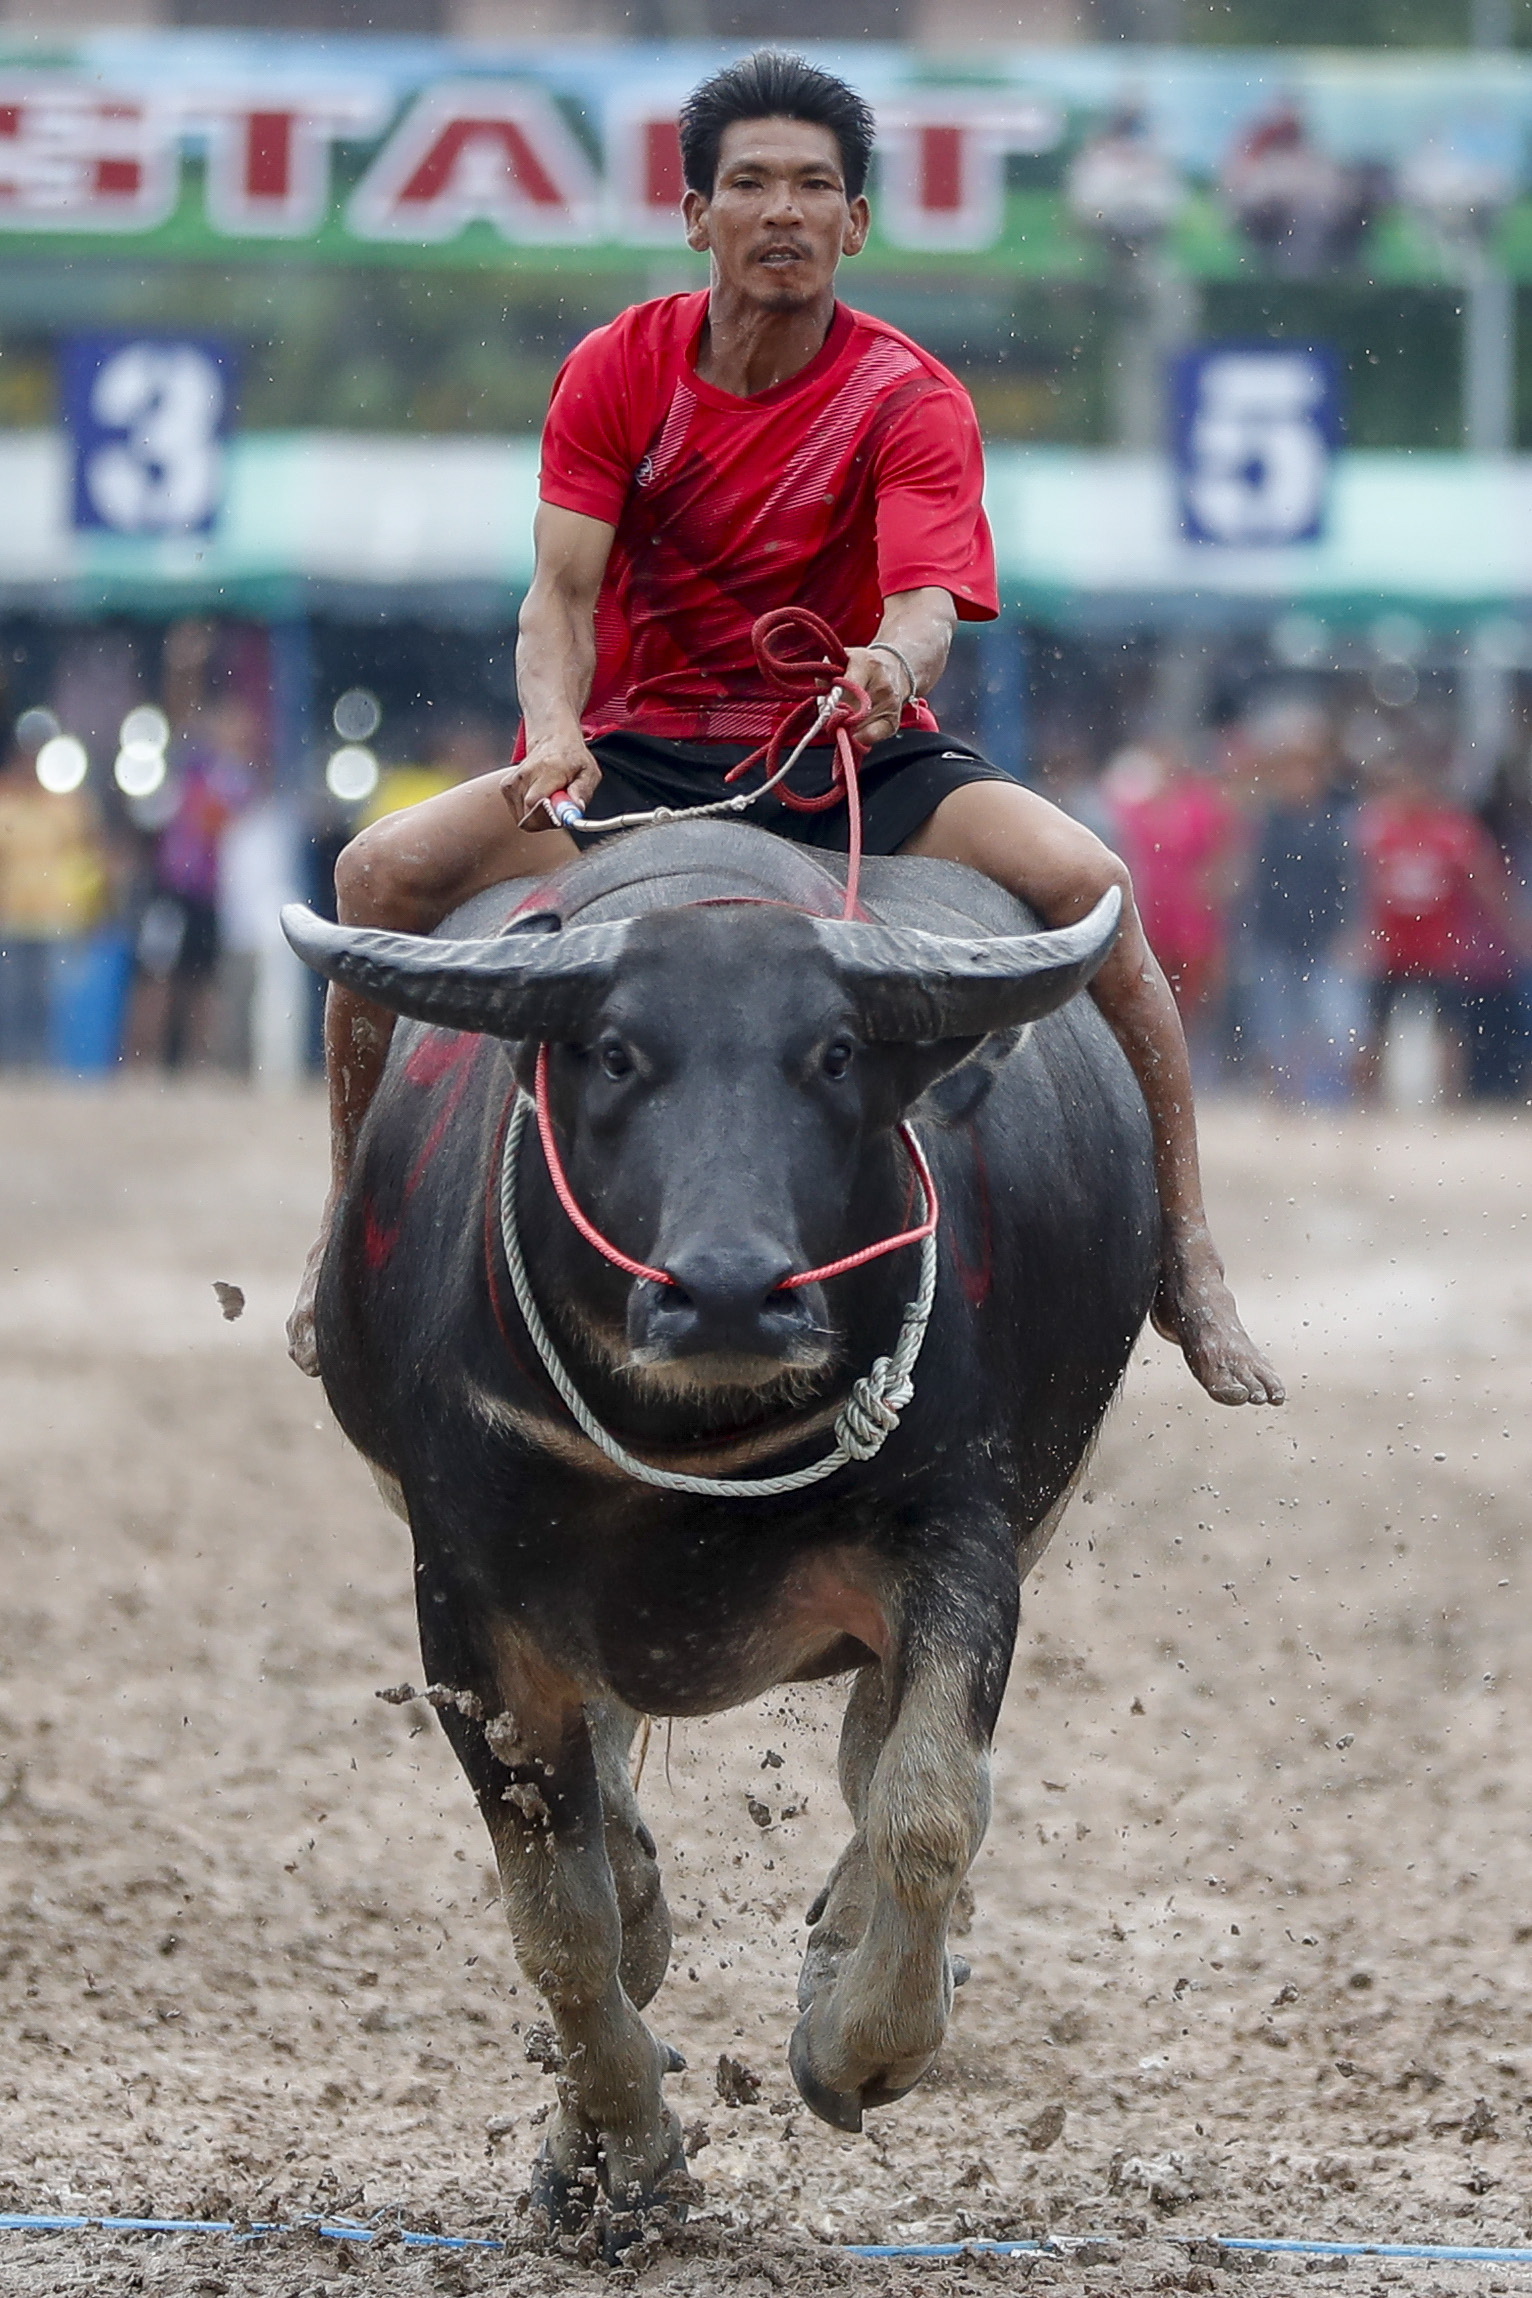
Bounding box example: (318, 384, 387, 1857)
(0, 1083, 1529, 2298)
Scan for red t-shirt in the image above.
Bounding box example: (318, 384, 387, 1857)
(1356, 796, 1498, 978)
(537, 292, 998, 744)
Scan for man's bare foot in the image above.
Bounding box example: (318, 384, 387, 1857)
(1152, 1221, 1285, 1406)
(287, 1223, 330, 1378)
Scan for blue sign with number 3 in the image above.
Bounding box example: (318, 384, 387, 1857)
(1172, 344, 1342, 548)
(60, 335, 235, 537)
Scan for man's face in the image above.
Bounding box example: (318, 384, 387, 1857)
(683, 116, 869, 310)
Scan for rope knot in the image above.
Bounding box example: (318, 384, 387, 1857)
(835, 1357, 914, 1462)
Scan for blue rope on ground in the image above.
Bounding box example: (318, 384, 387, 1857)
(0, 2213, 500, 2252)
(6, 2212, 1532, 2267)
(1220, 2239, 1532, 2265)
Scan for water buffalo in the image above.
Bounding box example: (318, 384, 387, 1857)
(283, 818, 1158, 2247)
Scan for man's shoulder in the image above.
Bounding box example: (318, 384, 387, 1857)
(839, 303, 975, 403)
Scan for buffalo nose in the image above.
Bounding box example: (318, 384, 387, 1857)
(628, 1240, 819, 1363)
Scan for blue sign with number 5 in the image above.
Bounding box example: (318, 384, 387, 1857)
(1172, 344, 1342, 548)
(60, 335, 235, 537)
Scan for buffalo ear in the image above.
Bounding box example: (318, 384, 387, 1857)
(279, 906, 631, 1041)
(812, 887, 1122, 1044)
(910, 1026, 1030, 1127)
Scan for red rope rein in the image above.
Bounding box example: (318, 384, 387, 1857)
(526, 609, 939, 1297)
(723, 606, 871, 920)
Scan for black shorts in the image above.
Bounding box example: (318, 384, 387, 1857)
(575, 728, 1016, 857)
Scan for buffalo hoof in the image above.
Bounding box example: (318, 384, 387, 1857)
(789, 2012, 934, 2132)
(602, 2142, 693, 2257)
(526, 2130, 693, 2262)
(788, 2013, 865, 2132)
(527, 2137, 598, 2234)
(789, 1941, 965, 2135)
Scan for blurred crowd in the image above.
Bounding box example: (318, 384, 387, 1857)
(1040, 699, 1532, 1107)
(1067, 91, 1497, 275)
(0, 622, 1528, 1110)
(0, 622, 509, 1081)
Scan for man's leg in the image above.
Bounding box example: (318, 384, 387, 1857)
(287, 775, 577, 1374)
(902, 780, 1283, 1407)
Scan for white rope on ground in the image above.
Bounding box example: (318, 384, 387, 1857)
(548, 688, 842, 834)
(498, 1089, 937, 1498)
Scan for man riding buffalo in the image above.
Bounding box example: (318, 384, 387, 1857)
(288, 48, 1281, 1415)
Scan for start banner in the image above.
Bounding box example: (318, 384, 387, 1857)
(4, 35, 1532, 276)
(0, 38, 1062, 261)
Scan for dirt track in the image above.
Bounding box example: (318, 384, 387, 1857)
(1, 1083, 1530, 2298)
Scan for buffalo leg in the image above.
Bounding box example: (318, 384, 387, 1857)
(418, 1602, 683, 2239)
(588, 1698, 672, 2013)
(793, 1663, 888, 2030)
(790, 1535, 1018, 2132)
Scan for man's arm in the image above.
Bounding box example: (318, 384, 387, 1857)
(505, 503, 617, 828)
(844, 587, 958, 748)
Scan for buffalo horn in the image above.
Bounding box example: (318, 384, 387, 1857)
(812, 885, 1123, 1043)
(279, 906, 632, 1040)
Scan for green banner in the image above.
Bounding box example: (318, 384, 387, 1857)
(3, 34, 1532, 281)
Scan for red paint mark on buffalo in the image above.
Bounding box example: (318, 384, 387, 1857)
(364, 1031, 486, 1270)
(946, 1126, 993, 1309)
(404, 1028, 478, 1089)
(364, 1200, 400, 1272)
(404, 1035, 483, 1200)
(509, 883, 564, 921)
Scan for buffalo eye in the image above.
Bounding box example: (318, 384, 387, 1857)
(821, 1038, 855, 1081)
(600, 1039, 633, 1082)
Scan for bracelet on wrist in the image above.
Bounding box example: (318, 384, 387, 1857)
(866, 641, 920, 705)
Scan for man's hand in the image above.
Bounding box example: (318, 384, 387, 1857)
(501, 736, 604, 830)
(842, 593, 956, 749)
(843, 645, 910, 749)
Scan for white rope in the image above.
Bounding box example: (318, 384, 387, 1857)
(557, 690, 843, 836)
(497, 1091, 937, 1498)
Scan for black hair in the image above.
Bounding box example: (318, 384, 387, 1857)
(678, 51, 876, 201)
